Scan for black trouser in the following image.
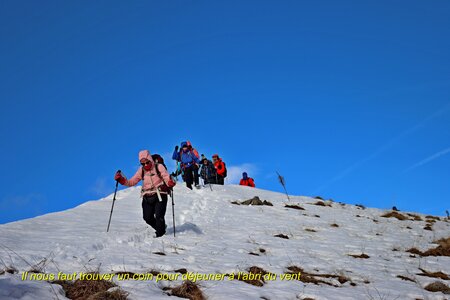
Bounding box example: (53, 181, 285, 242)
(142, 193, 168, 237)
(216, 175, 224, 185)
(183, 165, 199, 189)
(193, 165, 200, 186)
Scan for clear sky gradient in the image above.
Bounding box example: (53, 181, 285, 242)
(1, 1, 449, 224)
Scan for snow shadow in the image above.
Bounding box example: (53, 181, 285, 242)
(168, 222, 203, 235)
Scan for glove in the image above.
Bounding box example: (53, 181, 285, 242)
(114, 171, 126, 185)
(175, 145, 179, 152)
(167, 179, 176, 188)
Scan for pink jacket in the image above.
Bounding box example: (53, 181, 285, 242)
(123, 150, 172, 196)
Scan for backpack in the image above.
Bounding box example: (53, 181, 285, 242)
(151, 154, 167, 170)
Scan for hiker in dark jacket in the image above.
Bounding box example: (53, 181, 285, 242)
(200, 156, 217, 184)
(172, 142, 200, 189)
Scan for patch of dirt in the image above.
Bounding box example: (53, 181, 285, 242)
(355, 204, 366, 210)
(424, 225, 433, 231)
(348, 253, 370, 259)
(312, 201, 331, 207)
(407, 213, 423, 221)
(425, 215, 441, 221)
(305, 228, 317, 233)
(166, 280, 205, 300)
(417, 268, 449, 280)
(381, 211, 408, 221)
(153, 252, 166, 256)
(259, 248, 266, 253)
(285, 204, 305, 210)
(330, 223, 339, 227)
(174, 268, 188, 274)
(0, 267, 17, 275)
(274, 234, 289, 239)
(238, 197, 273, 206)
(424, 281, 450, 294)
(249, 252, 260, 256)
(397, 275, 416, 282)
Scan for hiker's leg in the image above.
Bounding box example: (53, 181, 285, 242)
(154, 194, 168, 237)
(184, 166, 194, 189)
(142, 194, 157, 229)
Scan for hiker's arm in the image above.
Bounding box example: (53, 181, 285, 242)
(124, 167, 143, 187)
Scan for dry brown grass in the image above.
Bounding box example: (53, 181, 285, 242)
(424, 225, 433, 231)
(237, 266, 269, 287)
(286, 266, 352, 287)
(425, 215, 441, 221)
(313, 201, 331, 207)
(167, 280, 205, 300)
(406, 213, 423, 221)
(274, 234, 289, 239)
(285, 204, 305, 210)
(417, 268, 449, 280)
(397, 275, 416, 283)
(52, 277, 125, 300)
(407, 237, 450, 257)
(348, 253, 370, 259)
(424, 281, 450, 294)
(381, 211, 408, 221)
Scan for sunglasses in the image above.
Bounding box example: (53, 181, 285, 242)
(140, 161, 151, 166)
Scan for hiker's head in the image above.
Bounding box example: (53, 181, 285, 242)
(139, 150, 153, 171)
(202, 158, 208, 165)
(212, 154, 219, 162)
(181, 142, 188, 152)
(243, 172, 248, 180)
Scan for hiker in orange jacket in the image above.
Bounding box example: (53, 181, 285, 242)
(212, 154, 226, 185)
(239, 172, 255, 187)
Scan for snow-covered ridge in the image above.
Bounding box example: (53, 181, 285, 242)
(0, 185, 449, 299)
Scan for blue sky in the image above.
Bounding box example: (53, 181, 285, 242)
(1, 1, 449, 224)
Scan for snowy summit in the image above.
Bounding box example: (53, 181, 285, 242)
(1, 185, 449, 299)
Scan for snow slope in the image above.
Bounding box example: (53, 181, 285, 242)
(0, 185, 449, 300)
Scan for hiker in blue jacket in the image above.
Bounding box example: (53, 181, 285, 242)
(172, 142, 201, 189)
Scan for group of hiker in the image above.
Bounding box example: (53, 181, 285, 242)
(113, 141, 256, 237)
(171, 141, 228, 189)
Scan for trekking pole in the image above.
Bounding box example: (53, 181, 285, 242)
(276, 171, 290, 201)
(107, 171, 120, 232)
(171, 189, 176, 237)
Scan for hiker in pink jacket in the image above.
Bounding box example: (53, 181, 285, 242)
(115, 150, 175, 237)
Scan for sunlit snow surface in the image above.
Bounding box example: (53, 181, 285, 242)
(1, 185, 449, 299)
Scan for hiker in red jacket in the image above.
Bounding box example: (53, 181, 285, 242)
(239, 172, 255, 187)
(212, 154, 226, 185)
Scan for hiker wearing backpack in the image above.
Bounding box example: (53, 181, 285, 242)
(240, 172, 255, 187)
(200, 156, 217, 184)
(186, 141, 201, 187)
(212, 154, 227, 185)
(114, 150, 175, 238)
(172, 142, 201, 189)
